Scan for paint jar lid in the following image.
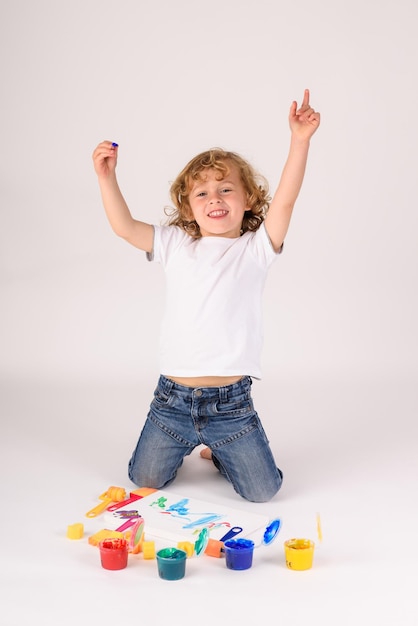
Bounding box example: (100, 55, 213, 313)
(194, 527, 209, 556)
(261, 518, 282, 546)
(129, 518, 145, 553)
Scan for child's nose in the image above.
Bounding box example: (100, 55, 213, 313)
(209, 193, 221, 203)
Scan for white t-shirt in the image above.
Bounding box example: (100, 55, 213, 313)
(147, 223, 281, 379)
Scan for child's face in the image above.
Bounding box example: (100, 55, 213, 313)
(187, 165, 249, 238)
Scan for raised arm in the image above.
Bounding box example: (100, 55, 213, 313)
(92, 141, 154, 253)
(264, 89, 320, 252)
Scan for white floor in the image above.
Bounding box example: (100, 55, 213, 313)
(1, 374, 417, 626)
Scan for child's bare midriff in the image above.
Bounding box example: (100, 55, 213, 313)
(167, 375, 244, 388)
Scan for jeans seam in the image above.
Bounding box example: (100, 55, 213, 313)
(209, 418, 260, 450)
(148, 412, 196, 447)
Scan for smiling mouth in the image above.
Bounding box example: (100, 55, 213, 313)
(208, 209, 229, 218)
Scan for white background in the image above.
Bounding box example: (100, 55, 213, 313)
(1, 1, 417, 624)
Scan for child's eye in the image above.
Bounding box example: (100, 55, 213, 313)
(196, 191, 207, 197)
(220, 188, 232, 194)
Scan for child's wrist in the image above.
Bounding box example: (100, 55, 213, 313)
(289, 134, 311, 147)
(98, 171, 118, 185)
(290, 134, 311, 152)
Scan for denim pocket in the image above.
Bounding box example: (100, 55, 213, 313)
(153, 389, 173, 407)
(214, 396, 254, 417)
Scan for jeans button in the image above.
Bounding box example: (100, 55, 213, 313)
(194, 389, 203, 397)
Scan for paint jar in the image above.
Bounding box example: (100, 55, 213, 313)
(223, 538, 255, 570)
(284, 538, 315, 571)
(156, 548, 187, 581)
(99, 537, 129, 570)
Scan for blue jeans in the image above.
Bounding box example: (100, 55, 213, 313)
(128, 375, 283, 503)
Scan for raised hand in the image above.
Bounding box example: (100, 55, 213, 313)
(289, 89, 320, 140)
(92, 140, 119, 178)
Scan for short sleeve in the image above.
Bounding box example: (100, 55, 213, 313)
(146, 225, 190, 266)
(249, 222, 283, 268)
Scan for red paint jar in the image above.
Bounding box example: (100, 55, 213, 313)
(99, 538, 129, 570)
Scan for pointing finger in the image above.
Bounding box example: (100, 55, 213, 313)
(302, 88, 310, 108)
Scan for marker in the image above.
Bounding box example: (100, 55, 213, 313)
(111, 142, 119, 148)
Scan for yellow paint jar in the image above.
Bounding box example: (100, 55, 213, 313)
(284, 538, 315, 571)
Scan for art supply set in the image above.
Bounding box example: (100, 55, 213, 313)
(67, 485, 322, 579)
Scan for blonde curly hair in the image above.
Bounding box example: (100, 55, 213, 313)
(165, 148, 271, 238)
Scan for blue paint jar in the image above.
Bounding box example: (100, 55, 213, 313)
(223, 538, 255, 570)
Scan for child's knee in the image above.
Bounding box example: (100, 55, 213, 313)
(236, 469, 283, 503)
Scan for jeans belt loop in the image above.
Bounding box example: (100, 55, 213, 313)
(219, 385, 228, 402)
